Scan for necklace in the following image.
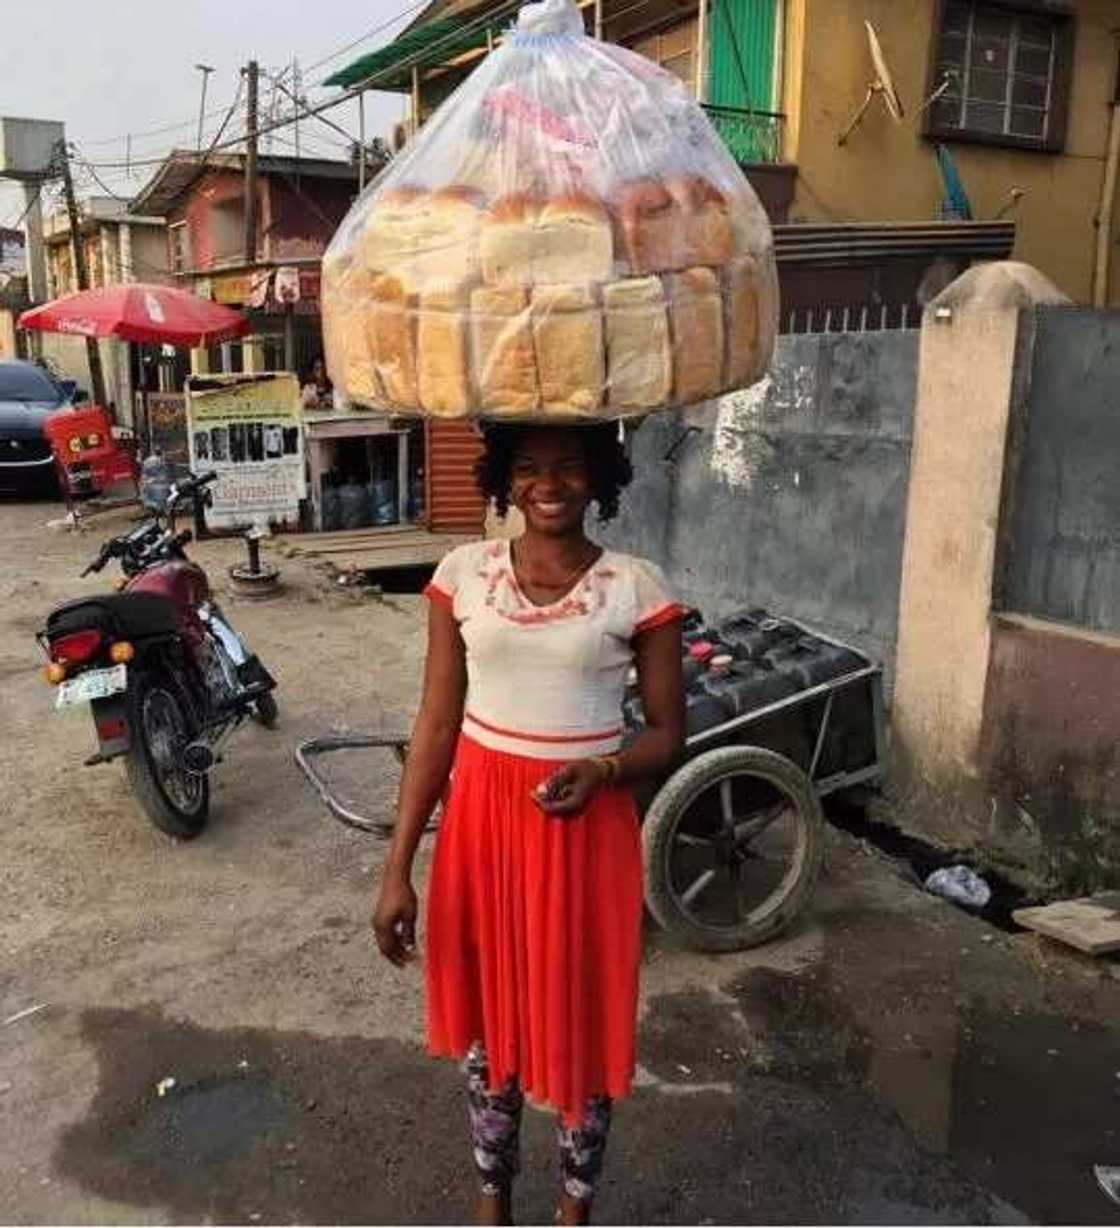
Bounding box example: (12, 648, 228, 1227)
(512, 538, 597, 593)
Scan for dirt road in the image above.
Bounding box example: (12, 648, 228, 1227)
(2, 497, 1119, 1225)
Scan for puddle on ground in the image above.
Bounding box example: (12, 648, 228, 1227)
(642, 967, 1120, 1226)
(48, 990, 1120, 1225)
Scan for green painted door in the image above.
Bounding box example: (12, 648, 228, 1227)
(709, 0, 779, 112)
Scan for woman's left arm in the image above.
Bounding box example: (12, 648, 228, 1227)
(535, 620, 684, 814)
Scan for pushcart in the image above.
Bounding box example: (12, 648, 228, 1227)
(296, 609, 885, 953)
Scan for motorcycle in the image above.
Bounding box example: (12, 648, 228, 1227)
(38, 470, 278, 838)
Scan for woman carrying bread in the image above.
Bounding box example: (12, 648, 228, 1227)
(373, 423, 685, 1225)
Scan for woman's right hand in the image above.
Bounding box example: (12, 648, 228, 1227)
(372, 874, 418, 967)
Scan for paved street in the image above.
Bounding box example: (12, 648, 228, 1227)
(3, 498, 1120, 1225)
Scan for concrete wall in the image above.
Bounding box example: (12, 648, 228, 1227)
(782, 0, 1120, 306)
(888, 263, 1120, 892)
(1004, 307, 1120, 635)
(604, 328, 919, 671)
(982, 614, 1120, 894)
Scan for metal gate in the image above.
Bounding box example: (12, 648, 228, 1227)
(425, 420, 486, 535)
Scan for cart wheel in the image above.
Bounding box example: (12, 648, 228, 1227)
(642, 745, 824, 952)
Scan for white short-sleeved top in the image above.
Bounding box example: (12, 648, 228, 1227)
(426, 539, 683, 760)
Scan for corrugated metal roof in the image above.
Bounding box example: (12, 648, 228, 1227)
(130, 150, 357, 218)
(324, 0, 519, 90)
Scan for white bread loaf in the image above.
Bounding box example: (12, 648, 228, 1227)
(471, 284, 540, 415)
(666, 267, 724, 404)
(322, 256, 382, 405)
(368, 273, 418, 408)
(418, 280, 473, 417)
(362, 186, 484, 292)
(531, 283, 605, 416)
(603, 276, 671, 411)
(722, 257, 762, 390)
(479, 194, 539, 287)
(665, 176, 733, 267)
(532, 194, 613, 284)
(481, 193, 614, 286)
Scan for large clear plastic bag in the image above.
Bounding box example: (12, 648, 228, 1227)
(322, 0, 778, 421)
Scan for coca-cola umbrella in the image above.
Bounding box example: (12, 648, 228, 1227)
(19, 283, 250, 453)
(18, 283, 249, 348)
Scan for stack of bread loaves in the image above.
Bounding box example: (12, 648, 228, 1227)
(322, 0, 777, 422)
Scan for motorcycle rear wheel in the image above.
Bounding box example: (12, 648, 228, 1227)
(124, 672, 209, 838)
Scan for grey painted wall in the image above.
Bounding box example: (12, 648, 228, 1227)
(1006, 307, 1120, 635)
(605, 330, 920, 674)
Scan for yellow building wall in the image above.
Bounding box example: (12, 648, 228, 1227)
(783, 0, 1119, 305)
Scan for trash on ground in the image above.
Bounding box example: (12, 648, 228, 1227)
(924, 865, 992, 909)
(2, 1003, 48, 1028)
(1013, 892, 1120, 955)
(155, 1077, 177, 1097)
(1093, 1164, 1120, 1206)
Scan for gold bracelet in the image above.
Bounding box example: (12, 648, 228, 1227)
(591, 754, 621, 787)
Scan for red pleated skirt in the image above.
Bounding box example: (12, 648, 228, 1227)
(426, 734, 643, 1125)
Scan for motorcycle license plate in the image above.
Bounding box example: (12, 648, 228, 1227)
(56, 663, 128, 709)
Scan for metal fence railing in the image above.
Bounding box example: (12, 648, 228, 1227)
(702, 104, 785, 165)
(780, 302, 923, 336)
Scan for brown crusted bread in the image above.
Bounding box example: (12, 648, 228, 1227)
(722, 257, 762, 389)
(418, 281, 473, 417)
(666, 267, 724, 404)
(611, 178, 684, 275)
(362, 185, 484, 290)
(480, 193, 542, 286)
(531, 283, 605, 416)
(368, 273, 418, 408)
(470, 284, 539, 414)
(603, 276, 672, 411)
(665, 176, 733, 267)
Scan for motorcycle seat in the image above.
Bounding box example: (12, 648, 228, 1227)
(47, 592, 179, 641)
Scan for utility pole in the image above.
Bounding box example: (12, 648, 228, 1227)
(194, 63, 215, 152)
(244, 60, 259, 265)
(292, 56, 302, 187)
(57, 140, 107, 409)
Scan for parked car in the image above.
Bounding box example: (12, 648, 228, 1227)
(0, 360, 85, 497)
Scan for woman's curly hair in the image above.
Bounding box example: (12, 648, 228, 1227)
(475, 424, 634, 523)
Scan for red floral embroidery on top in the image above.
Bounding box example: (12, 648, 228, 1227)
(476, 543, 617, 625)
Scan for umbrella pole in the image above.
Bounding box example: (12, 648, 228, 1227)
(141, 344, 151, 456)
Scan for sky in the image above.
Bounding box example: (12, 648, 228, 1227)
(0, 0, 424, 227)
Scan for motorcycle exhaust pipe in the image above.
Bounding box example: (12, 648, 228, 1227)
(180, 716, 239, 776)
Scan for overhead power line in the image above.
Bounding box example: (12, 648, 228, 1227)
(72, 0, 426, 156)
(80, 0, 526, 172)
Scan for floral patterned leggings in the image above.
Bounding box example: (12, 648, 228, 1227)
(465, 1043, 613, 1202)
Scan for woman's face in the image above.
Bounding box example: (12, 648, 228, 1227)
(509, 430, 592, 536)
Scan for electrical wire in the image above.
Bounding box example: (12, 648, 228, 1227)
(304, 0, 431, 81)
(3, 183, 44, 232)
(72, 0, 427, 156)
(80, 0, 526, 171)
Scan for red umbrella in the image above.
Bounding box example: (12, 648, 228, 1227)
(19, 282, 249, 347)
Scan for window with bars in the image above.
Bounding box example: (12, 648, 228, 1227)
(926, 0, 1074, 152)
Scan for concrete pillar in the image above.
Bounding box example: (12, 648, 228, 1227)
(190, 346, 213, 376)
(892, 262, 1069, 784)
(118, 222, 133, 283)
(242, 335, 267, 374)
(21, 181, 48, 303)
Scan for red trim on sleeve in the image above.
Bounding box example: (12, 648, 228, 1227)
(424, 582, 454, 609)
(635, 602, 686, 634)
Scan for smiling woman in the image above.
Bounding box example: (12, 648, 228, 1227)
(371, 423, 685, 1226)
